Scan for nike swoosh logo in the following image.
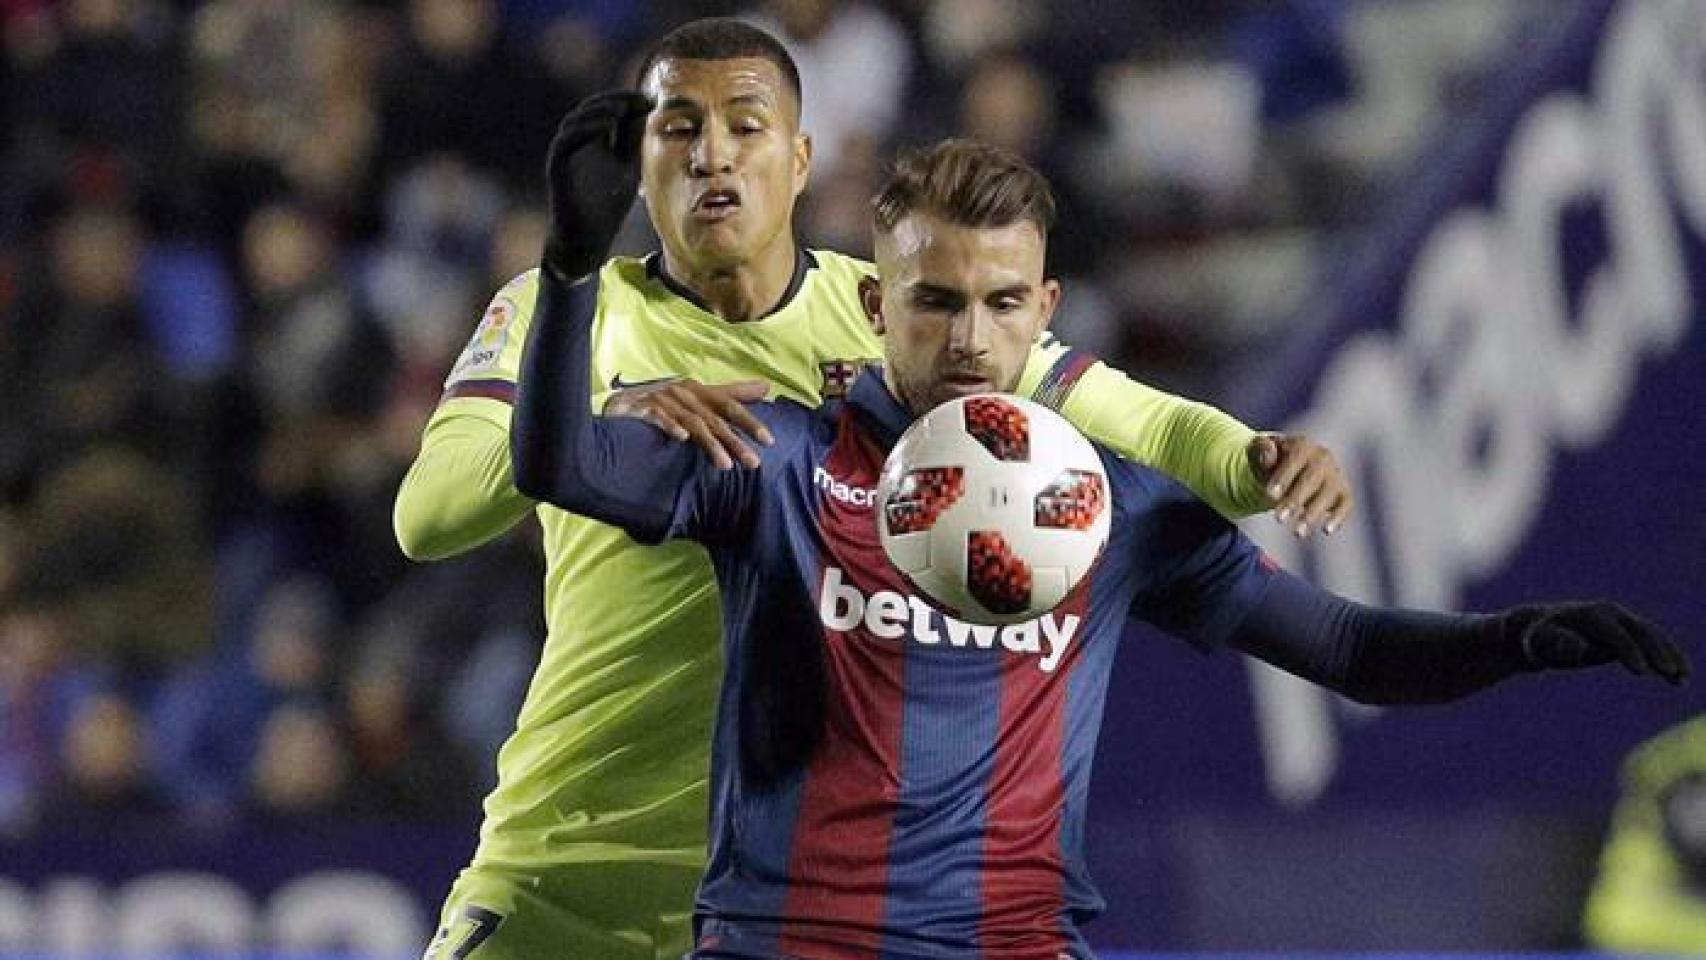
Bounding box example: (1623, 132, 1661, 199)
(609, 372, 682, 391)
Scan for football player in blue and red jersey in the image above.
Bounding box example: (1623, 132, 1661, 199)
(510, 99, 1690, 959)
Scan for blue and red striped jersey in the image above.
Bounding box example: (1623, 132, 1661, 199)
(510, 270, 1539, 957)
(645, 371, 1274, 959)
(511, 270, 1548, 958)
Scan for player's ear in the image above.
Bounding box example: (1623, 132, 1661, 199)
(793, 133, 812, 197)
(860, 274, 885, 334)
(1035, 276, 1062, 338)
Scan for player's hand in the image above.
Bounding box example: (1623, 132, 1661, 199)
(543, 89, 652, 283)
(1248, 432, 1353, 538)
(1505, 601, 1690, 686)
(606, 378, 777, 470)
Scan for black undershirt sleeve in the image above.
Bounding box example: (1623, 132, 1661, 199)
(1228, 570, 1536, 705)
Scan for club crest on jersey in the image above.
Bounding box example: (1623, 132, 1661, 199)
(818, 566, 1080, 673)
(819, 359, 873, 398)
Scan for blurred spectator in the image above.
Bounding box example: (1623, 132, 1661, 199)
(0, 602, 99, 833)
(151, 574, 338, 818)
(7, 0, 183, 210)
(38, 689, 169, 829)
(21, 446, 212, 671)
(517, 0, 645, 95)
(1093, 61, 1263, 211)
(0, 202, 188, 501)
(486, 204, 549, 291)
(138, 240, 241, 386)
(240, 201, 380, 435)
(186, 0, 380, 234)
(443, 623, 537, 793)
(364, 154, 503, 411)
(746, 0, 911, 183)
(223, 200, 405, 606)
(951, 50, 1117, 276)
(959, 50, 1052, 160)
(247, 701, 357, 821)
(375, 0, 567, 191)
(348, 530, 544, 790)
(1583, 716, 1706, 952)
(918, 0, 1036, 72)
(795, 131, 878, 258)
(342, 638, 479, 820)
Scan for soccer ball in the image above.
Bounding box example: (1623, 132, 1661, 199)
(876, 394, 1111, 625)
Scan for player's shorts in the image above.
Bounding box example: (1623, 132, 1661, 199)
(424, 862, 699, 960)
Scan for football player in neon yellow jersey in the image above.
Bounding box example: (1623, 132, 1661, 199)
(396, 18, 1352, 960)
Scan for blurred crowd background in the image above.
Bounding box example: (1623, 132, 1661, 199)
(0, 0, 1548, 835)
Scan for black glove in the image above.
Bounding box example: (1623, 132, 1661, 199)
(542, 90, 652, 283)
(1504, 601, 1690, 685)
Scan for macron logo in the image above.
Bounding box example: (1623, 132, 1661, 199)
(818, 566, 1080, 673)
(814, 466, 876, 507)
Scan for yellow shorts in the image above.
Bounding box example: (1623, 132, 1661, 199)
(424, 862, 699, 960)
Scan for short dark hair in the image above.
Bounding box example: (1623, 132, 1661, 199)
(633, 18, 803, 111)
(872, 139, 1057, 237)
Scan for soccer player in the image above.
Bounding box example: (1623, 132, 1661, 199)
(398, 19, 1353, 958)
(1583, 716, 1706, 952)
(512, 112, 1689, 957)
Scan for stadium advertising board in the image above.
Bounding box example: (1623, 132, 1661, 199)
(1079, 0, 1706, 945)
(1090, 0, 1705, 818)
(0, 821, 454, 954)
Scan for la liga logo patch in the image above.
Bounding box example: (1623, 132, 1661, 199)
(447, 295, 518, 385)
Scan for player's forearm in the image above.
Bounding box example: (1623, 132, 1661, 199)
(394, 412, 534, 561)
(510, 267, 692, 543)
(1034, 350, 1266, 519)
(1141, 397, 1268, 518)
(1229, 571, 1531, 704)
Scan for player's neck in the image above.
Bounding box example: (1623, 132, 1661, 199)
(661, 240, 798, 323)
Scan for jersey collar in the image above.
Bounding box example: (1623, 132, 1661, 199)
(643, 247, 819, 321)
(847, 365, 917, 450)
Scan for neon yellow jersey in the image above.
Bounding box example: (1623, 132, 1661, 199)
(396, 249, 1267, 873)
(1583, 717, 1706, 952)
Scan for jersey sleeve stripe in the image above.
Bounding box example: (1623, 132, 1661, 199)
(1029, 348, 1098, 411)
(444, 379, 517, 404)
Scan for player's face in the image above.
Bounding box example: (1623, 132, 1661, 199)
(864, 213, 1060, 415)
(639, 57, 810, 272)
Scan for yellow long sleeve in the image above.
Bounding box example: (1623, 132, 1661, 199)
(1019, 342, 1269, 519)
(1584, 718, 1706, 954)
(393, 401, 535, 561)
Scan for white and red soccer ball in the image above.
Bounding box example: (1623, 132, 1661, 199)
(876, 394, 1111, 625)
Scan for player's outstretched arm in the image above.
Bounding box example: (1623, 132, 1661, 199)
(1227, 574, 1689, 704)
(1019, 341, 1352, 534)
